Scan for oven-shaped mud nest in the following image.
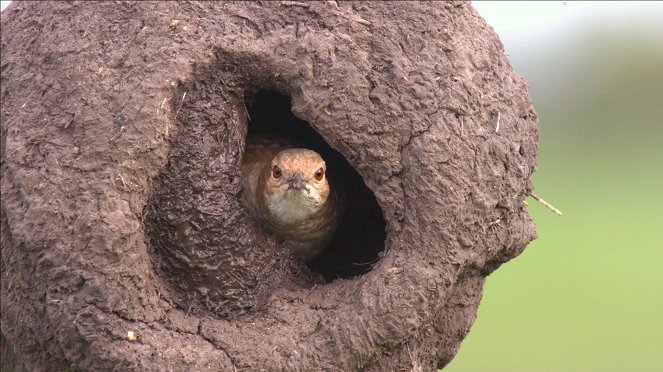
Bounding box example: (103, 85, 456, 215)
(1, 2, 539, 371)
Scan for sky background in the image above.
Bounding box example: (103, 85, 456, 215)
(2, 1, 662, 371)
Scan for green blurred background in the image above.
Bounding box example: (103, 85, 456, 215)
(447, 2, 663, 371)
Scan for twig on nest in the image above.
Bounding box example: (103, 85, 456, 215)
(281, 1, 310, 8)
(528, 192, 563, 216)
(282, 1, 371, 26)
(333, 10, 371, 26)
(174, 92, 187, 120)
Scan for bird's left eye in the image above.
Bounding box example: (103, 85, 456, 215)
(314, 167, 325, 181)
(272, 165, 282, 179)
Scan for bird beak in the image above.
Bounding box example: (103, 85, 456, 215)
(288, 171, 304, 190)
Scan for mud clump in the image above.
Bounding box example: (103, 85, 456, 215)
(1, 2, 538, 370)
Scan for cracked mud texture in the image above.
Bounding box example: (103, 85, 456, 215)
(1, 1, 538, 371)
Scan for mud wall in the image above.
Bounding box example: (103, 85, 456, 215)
(1, 2, 538, 370)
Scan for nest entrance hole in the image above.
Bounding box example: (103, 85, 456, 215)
(246, 91, 386, 280)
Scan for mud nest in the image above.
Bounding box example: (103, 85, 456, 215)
(1, 2, 538, 370)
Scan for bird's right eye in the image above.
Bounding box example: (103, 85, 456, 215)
(272, 165, 282, 179)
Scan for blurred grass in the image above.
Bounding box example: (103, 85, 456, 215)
(446, 15, 663, 372)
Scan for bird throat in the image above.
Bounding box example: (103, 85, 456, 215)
(268, 188, 321, 225)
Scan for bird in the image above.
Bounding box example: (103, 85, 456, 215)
(240, 135, 342, 260)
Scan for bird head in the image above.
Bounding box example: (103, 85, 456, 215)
(264, 148, 330, 223)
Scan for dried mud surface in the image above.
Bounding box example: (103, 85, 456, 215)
(1, 2, 538, 370)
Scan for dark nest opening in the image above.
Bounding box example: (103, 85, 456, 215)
(245, 91, 386, 280)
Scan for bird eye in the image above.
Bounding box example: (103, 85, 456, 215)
(272, 165, 282, 179)
(314, 167, 325, 181)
